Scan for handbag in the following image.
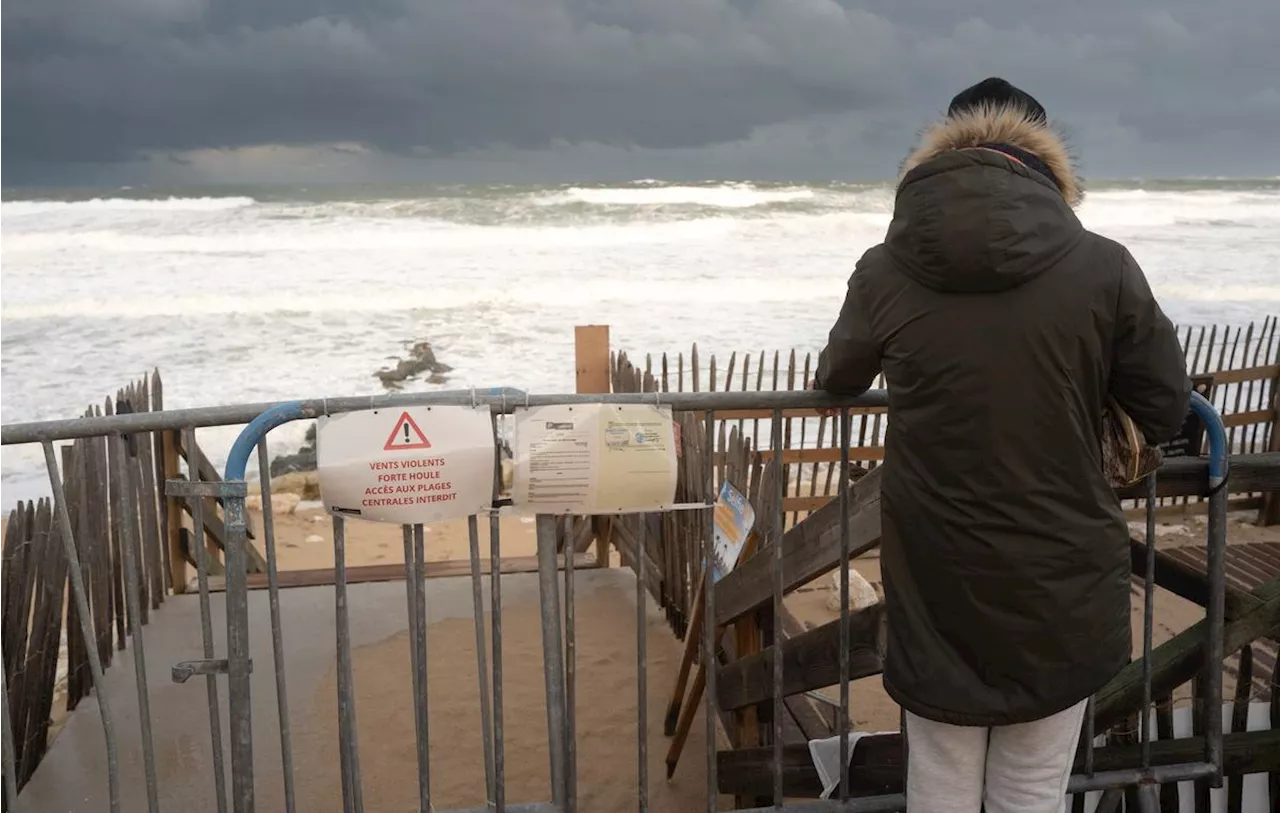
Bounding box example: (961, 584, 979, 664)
(1101, 396, 1163, 488)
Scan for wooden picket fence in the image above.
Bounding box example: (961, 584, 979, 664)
(610, 316, 1280, 527)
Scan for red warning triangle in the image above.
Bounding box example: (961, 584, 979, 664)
(384, 411, 432, 451)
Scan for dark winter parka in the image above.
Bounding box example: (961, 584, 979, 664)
(814, 105, 1190, 726)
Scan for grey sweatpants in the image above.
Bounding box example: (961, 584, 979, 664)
(904, 699, 1088, 813)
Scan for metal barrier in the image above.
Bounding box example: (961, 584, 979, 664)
(0, 388, 1243, 813)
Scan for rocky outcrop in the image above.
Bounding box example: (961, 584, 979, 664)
(270, 422, 317, 477)
(375, 341, 453, 390)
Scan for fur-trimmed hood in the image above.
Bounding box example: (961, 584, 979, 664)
(900, 104, 1083, 207)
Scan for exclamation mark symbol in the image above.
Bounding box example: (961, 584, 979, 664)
(403, 423, 411, 445)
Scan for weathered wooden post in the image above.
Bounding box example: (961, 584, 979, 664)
(1259, 372, 1280, 526)
(575, 326, 613, 567)
(162, 428, 186, 592)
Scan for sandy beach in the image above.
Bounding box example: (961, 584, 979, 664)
(247, 497, 1280, 758)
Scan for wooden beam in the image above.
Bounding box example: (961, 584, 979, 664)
(715, 454, 1280, 631)
(1260, 385, 1280, 527)
(717, 604, 885, 711)
(1113, 453, 1280, 500)
(1223, 409, 1273, 428)
(716, 729, 1280, 799)
(1093, 578, 1280, 732)
(697, 407, 888, 421)
(179, 492, 267, 574)
(778, 609, 836, 740)
(715, 466, 883, 628)
(574, 325, 612, 394)
(1212, 363, 1279, 386)
(1128, 538, 1263, 620)
(717, 446, 884, 465)
(1122, 497, 1260, 521)
(161, 430, 186, 593)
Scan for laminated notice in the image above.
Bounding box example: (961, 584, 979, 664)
(511, 403, 680, 514)
(317, 405, 495, 524)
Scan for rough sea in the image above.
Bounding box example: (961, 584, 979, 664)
(3, 180, 1279, 501)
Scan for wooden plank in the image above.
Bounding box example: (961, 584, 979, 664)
(1208, 363, 1280, 386)
(574, 325, 611, 394)
(21, 499, 67, 784)
(1122, 497, 1260, 520)
(86, 414, 113, 664)
(715, 446, 884, 466)
(62, 444, 89, 710)
(1260, 365, 1280, 526)
(1129, 539, 1263, 620)
(204, 552, 598, 590)
(105, 398, 127, 645)
(134, 378, 166, 608)
(1227, 647, 1252, 813)
(162, 428, 186, 593)
(716, 728, 1280, 799)
(151, 371, 173, 604)
(116, 399, 150, 623)
(715, 465, 883, 628)
(717, 604, 885, 711)
(777, 608, 835, 740)
(1093, 578, 1280, 733)
(1223, 409, 1273, 428)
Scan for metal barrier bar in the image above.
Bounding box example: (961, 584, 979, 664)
(413, 523, 431, 807)
(771, 409, 785, 808)
(467, 515, 497, 805)
(1141, 473, 1157, 769)
(534, 515, 568, 807)
(487, 510, 507, 813)
(185, 429, 229, 813)
(333, 516, 364, 813)
(638, 516, 650, 813)
(1190, 390, 1228, 786)
(563, 518, 578, 813)
(6, 386, 1233, 812)
(1, 390, 890, 446)
(41, 440, 122, 813)
(402, 525, 430, 812)
(1084, 696, 1095, 777)
(255, 437, 296, 813)
(837, 409, 852, 802)
(112, 432, 161, 813)
(702, 410, 718, 813)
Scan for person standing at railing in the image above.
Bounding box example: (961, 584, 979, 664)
(812, 78, 1190, 813)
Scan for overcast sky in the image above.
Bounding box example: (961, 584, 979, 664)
(4, 0, 1279, 186)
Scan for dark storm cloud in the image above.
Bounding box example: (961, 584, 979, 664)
(3, 0, 1279, 179)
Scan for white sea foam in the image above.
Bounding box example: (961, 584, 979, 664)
(1, 181, 1277, 502)
(539, 184, 816, 208)
(2, 196, 257, 216)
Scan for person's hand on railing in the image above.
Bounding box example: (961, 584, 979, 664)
(809, 378, 839, 418)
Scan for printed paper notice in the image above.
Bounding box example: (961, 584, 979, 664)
(711, 480, 755, 582)
(317, 405, 495, 524)
(511, 403, 679, 515)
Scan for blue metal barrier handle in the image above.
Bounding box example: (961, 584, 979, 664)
(1188, 390, 1228, 490)
(223, 387, 526, 482)
(226, 401, 310, 481)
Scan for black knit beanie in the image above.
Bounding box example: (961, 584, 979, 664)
(947, 77, 1047, 124)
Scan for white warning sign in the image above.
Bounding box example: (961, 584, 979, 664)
(317, 405, 496, 524)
